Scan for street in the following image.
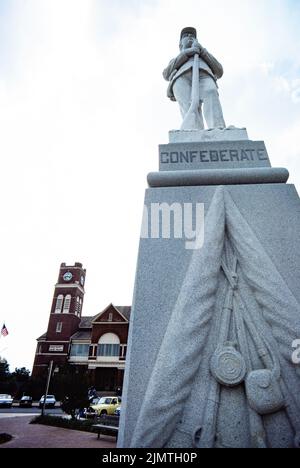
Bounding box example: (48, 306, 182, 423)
(0, 405, 63, 418)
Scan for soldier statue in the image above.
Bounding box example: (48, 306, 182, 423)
(163, 27, 226, 130)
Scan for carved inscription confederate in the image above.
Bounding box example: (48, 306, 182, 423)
(160, 148, 268, 165)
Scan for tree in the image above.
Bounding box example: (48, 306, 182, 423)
(0, 357, 15, 394)
(23, 376, 45, 400)
(12, 367, 30, 382)
(11, 367, 31, 398)
(0, 357, 10, 382)
(52, 365, 90, 420)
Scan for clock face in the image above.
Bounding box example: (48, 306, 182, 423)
(80, 275, 84, 286)
(63, 272, 73, 282)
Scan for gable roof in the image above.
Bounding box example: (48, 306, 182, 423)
(79, 305, 131, 328)
(114, 306, 131, 320)
(92, 303, 131, 323)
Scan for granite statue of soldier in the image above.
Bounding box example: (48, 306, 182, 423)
(163, 27, 226, 130)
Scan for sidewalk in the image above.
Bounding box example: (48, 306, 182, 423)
(0, 416, 117, 448)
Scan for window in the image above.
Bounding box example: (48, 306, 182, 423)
(108, 313, 113, 322)
(56, 322, 62, 333)
(79, 298, 82, 315)
(97, 333, 120, 357)
(76, 296, 80, 315)
(98, 344, 120, 356)
(99, 397, 113, 404)
(55, 295, 64, 313)
(70, 344, 89, 357)
(63, 295, 71, 313)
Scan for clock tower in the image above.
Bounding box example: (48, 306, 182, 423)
(45, 262, 86, 342)
(32, 262, 86, 377)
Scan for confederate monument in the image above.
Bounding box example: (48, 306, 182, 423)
(118, 27, 300, 448)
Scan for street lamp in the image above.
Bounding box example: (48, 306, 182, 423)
(41, 360, 53, 417)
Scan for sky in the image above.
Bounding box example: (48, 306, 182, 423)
(0, 0, 299, 371)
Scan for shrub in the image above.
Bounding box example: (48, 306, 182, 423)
(0, 433, 13, 445)
(30, 414, 119, 435)
(30, 415, 95, 432)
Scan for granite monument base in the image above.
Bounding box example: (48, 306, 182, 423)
(118, 139, 300, 449)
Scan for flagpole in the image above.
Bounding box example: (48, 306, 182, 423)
(0, 331, 6, 356)
(0, 324, 9, 355)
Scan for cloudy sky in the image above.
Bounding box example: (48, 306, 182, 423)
(0, 0, 299, 371)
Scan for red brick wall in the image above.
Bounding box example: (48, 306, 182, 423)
(91, 323, 129, 344)
(32, 353, 69, 378)
(46, 314, 80, 341)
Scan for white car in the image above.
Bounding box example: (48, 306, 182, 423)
(39, 395, 56, 408)
(0, 394, 13, 408)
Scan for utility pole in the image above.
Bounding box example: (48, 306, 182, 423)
(41, 360, 53, 417)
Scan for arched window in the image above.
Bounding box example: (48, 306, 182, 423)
(97, 333, 120, 357)
(55, 295, 64, 313)
(63, 294, 71, 313)
(79, 298, 83, 316)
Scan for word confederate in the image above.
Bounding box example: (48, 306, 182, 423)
(160, 148, 268, 165)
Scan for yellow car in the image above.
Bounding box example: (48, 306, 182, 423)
(90, 396, 121, 416)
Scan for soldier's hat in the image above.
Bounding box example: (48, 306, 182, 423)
(180, 27, 197, 40)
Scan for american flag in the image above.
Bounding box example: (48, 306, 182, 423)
(1, 324, 8, 337)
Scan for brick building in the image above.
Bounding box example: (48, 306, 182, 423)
(32, 262, 131, 391)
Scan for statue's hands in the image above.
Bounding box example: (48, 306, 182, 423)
(186, 43, 203, 57)
(174, 41, 204, 69)
(194, 39, 204, 52)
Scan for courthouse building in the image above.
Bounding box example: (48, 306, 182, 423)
(32, 262, 131, 391)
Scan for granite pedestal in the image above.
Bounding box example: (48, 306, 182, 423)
(118, 132, 300, 448)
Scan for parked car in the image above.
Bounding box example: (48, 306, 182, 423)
(39, 395, 56, 408)
(0, 394, 13, 408)
(90, 396, 121, 416)
(19, 396, 33, 408)
(114, 405, 121, 417)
